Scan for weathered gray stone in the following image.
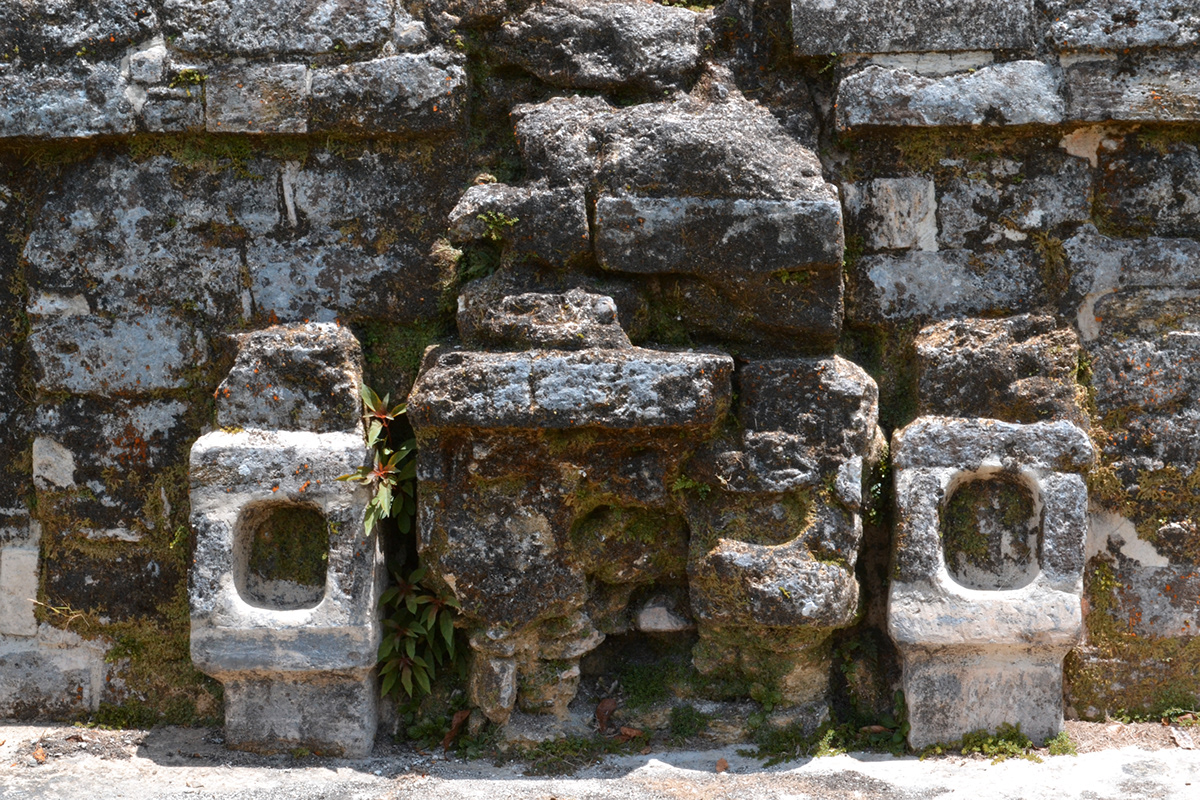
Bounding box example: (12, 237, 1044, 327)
(457, 288, 631, 351)
(0, 63, 134, 138)
(915, 315, 1087, 427)
(836, 61, 1064, 129)
(162, 0, 392, 56)
(494, 0, 705, 93)
(28, 312, 199, 396)
(216, 323, 364, 434)
(188, 326, 379, 758)
(309, 50, 467, 135)
(1065, 53, 1200, 123)
(0, 545, 38, 636)
(791, 0, 1035, 55)
(851, 248, 1042, 323)
(1046, 0, 1200, 51)
(842, 178, 937, 252)
(0, 625, 113, 719)
(409, 347, 732, 431)
(205, 64, 308, 134)
(1095, 139, 1200, 239)
(890, 417, 1094, 748)
(139, 85, 204, 132)
(0, 1, 158, 63)
(447, 182, 590, 265)
(936, 155, 1093, 249)
(595, 195, 843, 276)
(684, 356, 882, 706)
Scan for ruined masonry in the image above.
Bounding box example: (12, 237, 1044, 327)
(0, 0, 1198, 755)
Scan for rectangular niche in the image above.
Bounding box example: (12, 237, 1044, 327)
(234, 501, 330, 611)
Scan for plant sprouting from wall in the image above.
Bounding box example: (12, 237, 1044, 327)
(338, 386, 416, 537)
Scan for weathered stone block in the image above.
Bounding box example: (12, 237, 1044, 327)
(842, 178, 937, 252)
(595, 195, 844, 276)
(309, 50, 467, 134)
(139, 85, 205, 132)
(0, 546, 39, 637)
(1095, 139, 1200, 239)
(0, 627, 112, 719)
(221, 675, 377, 757)
(217, 323, 363, 434)
(851, 249, 1042, 323)
(0, 1, 158, 63)
(936, 154, 1093, 249)
(792, 0, 1034, 55)
(457, 288, 631, 351)
(916, 315, 1086, 426)
(494, 0, 704, 93)
(1046, 0, 1200, 52)
(0, 63, 134, 138)
(1065, 53, 1200, 123)
(890, 417, 1094, 748)
(28, 312, 199, 396)
(206, 64, 308, 134)
(448, 182, 590, 265)
(163, 0, 392, 56)
(836, 61, 1064, 129)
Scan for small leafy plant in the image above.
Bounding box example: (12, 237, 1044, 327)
(377, 564, 460, 698)
(338, 386, 416, 537)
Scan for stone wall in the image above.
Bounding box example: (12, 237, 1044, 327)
(0, 0, 1197, 739)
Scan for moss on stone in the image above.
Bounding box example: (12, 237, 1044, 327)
(245, 503, 329, 588)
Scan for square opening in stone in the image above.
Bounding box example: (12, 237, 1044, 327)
(939, 474, 1041, 591)
(234, 501, 329, 610)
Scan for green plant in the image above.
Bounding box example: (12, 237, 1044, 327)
(338, 386, 417, 537)
(168, 68, 207, 97)
(671, 475, 712, 500)
(478, 210, 518, 243)
(669, 704, 710, 742)
(1046, 731, 1077, 756)
(922, 723, 1041, 764)
(377, 564, 460, 698)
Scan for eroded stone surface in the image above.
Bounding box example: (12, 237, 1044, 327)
(457, 288, 631, 351)
(1047, 0, 1200, 51)
(494, 0, 705, 93)
(890, 417, 1094, 747)
(205, 64, 308, 134)
(791, 0, 1035, 55)
(1065, 53, 1200, 123)
(162, 0, 392, 56)
(837, 61, 1064, 129)
(843, 178, 937, 252)
(0, 63, 134, 138)
(915, 315, 1086, 426)
(448, 182, 590, 265)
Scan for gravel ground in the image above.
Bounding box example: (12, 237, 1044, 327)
(1, 721, 1198, 800)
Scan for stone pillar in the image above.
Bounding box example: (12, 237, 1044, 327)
(888, 417, 1094, 748)
(189, 323, 383, 757)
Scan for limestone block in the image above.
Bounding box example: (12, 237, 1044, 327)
(216, 323, 363, 434)
(448, 182, 590, 265)
(456, 288, 631, 351)
(1046, 0, 1200, 52)
(850, 249, 1042, 323)
(309, 50, 467, 134)
(0, 1, 158, 63)
(595, 195, 844, 276)
(836, 62, 1064, 129)
(1094, 140, 1200, 239)
(0, 546, 39, 637)
(409, 347, 732, 431)
(1065, 53, 1200, 123)
(684, 356, 882, 706)
(889, 417, 1094, 747)
(791, 0, 1035, 55)
(0, 63, 135, 138)
(28, 312, 199, 396)
(936, 155, 1093, 248)
(916, 315, 1086, 426)
(494, 0, 705, 93)
(126, 37, 167, 84)
(139, 85, 205, 132)
(189, 429, 380, 754)
(162, 0, 392, 56)
(842, 178, 937, 252)
(205, 64, 308, 134)
(0, 626, 112, 718)
(31, 437, 75, 491)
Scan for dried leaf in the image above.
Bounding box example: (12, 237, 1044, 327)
(442, 709, 471, 753)
(639, 746, 652, 755)
(596, 697, 617, 732)
(715, 757, 728, 773)
(860, 725, 889, 734)
(32, 745, 46, 763)
(1170, 728, 1196, 750)
(616, 726, 643, 742)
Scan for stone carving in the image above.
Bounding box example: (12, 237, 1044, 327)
(889, 418, 1095, 748)
(409, 290, 733, 729)
(189, 324, 382, 756)
(683, 356, 884, 707)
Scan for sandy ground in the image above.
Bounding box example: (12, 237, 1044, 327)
(1, 721, 1198, 800)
